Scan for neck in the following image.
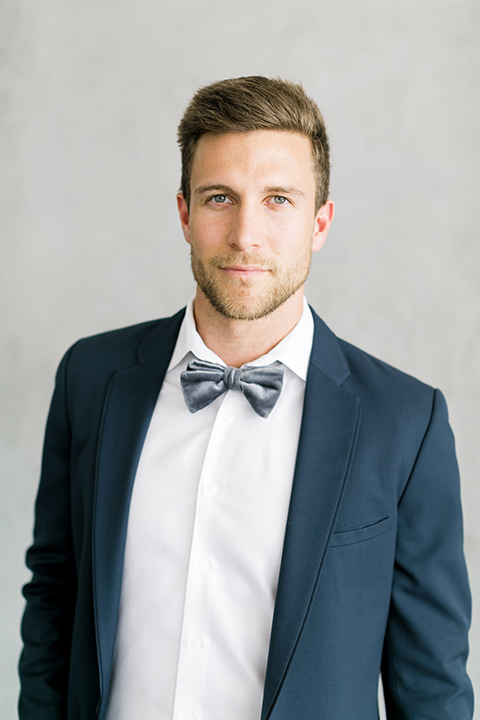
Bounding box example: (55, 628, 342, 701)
(192, 288, 305, 367)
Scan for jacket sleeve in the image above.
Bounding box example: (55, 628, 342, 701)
(381, 388, 474, 719)
(19, 346, 78, 720)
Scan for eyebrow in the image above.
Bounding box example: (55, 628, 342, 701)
(194, 184, 237, 196)
(194, 184, 306, 199)
(264, 186, 306, 199)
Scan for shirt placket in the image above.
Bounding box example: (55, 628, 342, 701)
(172, 390, 239, 720)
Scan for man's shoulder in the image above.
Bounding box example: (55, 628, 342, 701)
(310, 309, 437, 419)
(336, 333, 444, 441)
(339, 335, 432, 392)
(61, 309, 186, 378)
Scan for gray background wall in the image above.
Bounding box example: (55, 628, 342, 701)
(1, 0, 478, 717)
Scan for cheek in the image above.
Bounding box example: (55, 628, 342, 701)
(271, 217, 314, 255)
(297, 218, 317, 251)
(191, 214, 227, 247)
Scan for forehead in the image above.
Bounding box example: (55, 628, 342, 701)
(190, 130, 315, 188)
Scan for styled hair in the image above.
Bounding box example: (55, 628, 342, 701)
(177, 76, 330, 211)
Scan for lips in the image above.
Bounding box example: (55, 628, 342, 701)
(221, 265, 268, 273)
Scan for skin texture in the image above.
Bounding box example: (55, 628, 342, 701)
(177, 130, 334, 366)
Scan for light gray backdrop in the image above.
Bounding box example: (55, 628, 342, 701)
(1, 0, 478, 717)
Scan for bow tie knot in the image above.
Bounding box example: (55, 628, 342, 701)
(223, 366, 242, 391)
(180, 359, 284, 418)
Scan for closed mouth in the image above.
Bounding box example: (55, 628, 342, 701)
(221, 265, 269, 273)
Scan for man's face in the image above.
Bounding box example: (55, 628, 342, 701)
(177, 130, 333, 321)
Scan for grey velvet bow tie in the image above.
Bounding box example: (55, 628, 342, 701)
(180, 359, 284, 418)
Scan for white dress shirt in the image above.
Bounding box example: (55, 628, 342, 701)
(106, 298, 314, 720)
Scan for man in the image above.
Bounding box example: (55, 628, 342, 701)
(19, 77, 473, 719)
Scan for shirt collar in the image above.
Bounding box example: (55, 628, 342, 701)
(168, 296, 314, 382)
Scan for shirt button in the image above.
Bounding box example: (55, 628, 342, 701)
(196, 557, 210, 571)
(205, 482, 218, 496)
(188, 635, 202, 650)
(224, 410, 234, 422)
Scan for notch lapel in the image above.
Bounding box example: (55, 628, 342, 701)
(92, 311, 184, 707)
(261, 313, 361, 720)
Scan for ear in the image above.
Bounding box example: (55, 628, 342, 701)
(312, 200, 334, 252)
(176, 193, 191, 244)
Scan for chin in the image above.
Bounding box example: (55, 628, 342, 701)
(205, 289, 294, 322)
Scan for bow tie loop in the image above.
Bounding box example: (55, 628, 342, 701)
(180, 359, 284, 418)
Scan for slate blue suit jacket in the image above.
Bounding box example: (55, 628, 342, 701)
(19, 308, 473, 719)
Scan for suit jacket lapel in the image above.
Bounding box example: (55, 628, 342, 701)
(261, 312, 361, 720)
(92, 310, 185, 705)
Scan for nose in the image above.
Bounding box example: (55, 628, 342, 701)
(227, 202, 262, 251)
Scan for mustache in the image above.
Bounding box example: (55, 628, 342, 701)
(209, 253, 276, 271)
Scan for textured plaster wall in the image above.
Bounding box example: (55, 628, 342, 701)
(1, 0, 478, 717)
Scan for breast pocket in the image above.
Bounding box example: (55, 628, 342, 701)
(329, 516, 391, 547)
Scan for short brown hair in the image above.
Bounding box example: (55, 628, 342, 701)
(177, 76, 330, 211)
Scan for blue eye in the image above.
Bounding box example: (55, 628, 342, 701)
(210, 194, 228, 203)
(272, 196, 288, 204)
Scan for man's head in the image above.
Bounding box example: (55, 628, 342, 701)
(177, 76, 330, 213)
(176, 77, 335, 326)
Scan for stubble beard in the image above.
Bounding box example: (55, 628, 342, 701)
(190, 249, 312, 321)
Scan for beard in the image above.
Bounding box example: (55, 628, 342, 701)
(190, 249, 312, 321)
